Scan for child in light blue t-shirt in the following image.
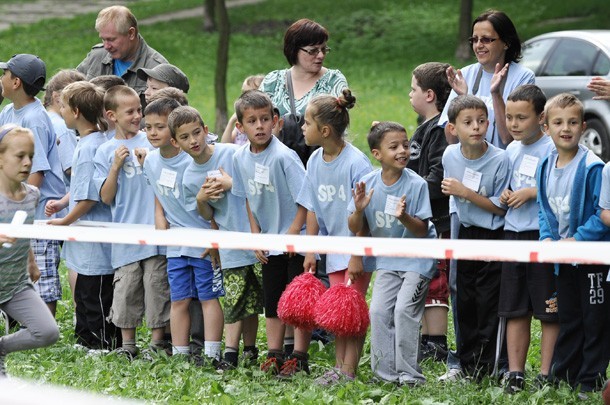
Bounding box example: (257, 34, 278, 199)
(297, 89, 373, 384)
(45, 81, 119, 350)
(231, 90, 310, 377)
(179, 106, 264, 369)
(441, 95, 510, 378)
(93, 85, 169, 359)
(139, 100, 224, 364)
(348, 121, 436, 386)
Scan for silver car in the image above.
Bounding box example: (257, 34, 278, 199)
(521, 30, 610, 160)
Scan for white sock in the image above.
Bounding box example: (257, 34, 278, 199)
(204, 341, 222, 361)
(172, 346, 190, 356)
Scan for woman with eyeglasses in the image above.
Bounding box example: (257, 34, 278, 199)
(439, 9, 535, 149)
(260, 18, 348, 166)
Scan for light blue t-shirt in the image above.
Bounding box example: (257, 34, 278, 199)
(93, 132, 161, 268)
(0, 99, 66, 219)
(297, 143, 373, 273)
(504, 135, 555, 232)
(347, 168, 436, 279)
(545, 148, 585, 239)
(438, 62, 535, 149)
(232, 136, 306, 242)
(48, 111, 77, 189)
(182, 143, 258, 269)
(64, 132, 113, 275)
(143, 148, 211, 259)
(442, 142, 511, 230)
(598, 163, 610, 210)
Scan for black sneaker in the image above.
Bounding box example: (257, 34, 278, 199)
(277, 352, 310, 379)
(112, 346, 139, 361)
(0, 350, 7, 378)
(216, 359, 236, 371)
(504, 373, 525, 394)
(419, 341, 449, 362)
(241, 347, 259, 367)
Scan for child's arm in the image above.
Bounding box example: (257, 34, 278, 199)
(201, 219, 221, 269)
(490, 63, 512, 146)
(196, 169, 233, 220)
(395, 195, 429, 237)
(45, 193, 70, 217)
(601, 209, 610, 227)
(347, 225, 370, 282)
(348, 182, 374, 234)
(28, 248, 40, 283)
(47, 200, 96, 226)
(441, 177, 507, 216)
(154, 197, 169, 230)
(100, 146, 130, 205)
(287, 205, 307, 235)
(27, 171, 44, 188)
(246, 200, 268, 264)
(303, 210, 319, 273)
(572, 166, 610, 241)
(220, 113, 238, 143)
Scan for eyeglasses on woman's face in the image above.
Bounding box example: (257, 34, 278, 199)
(299, 46, 331, 56)
(468, 36, 498, 45)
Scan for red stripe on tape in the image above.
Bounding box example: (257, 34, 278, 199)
(286, 245, 295, 253)
(138, 240, 147, 245)
(445, 249, 454, 260)
(212, 243, 219, 249)
(364, 247, 373, 256)
(68, 237, 76, 241)
(530, 252, 539, 263)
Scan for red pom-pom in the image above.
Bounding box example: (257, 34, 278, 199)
(277, 272, 326, 330)
(314, 283, 370, 337)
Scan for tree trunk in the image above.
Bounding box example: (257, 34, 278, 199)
(213, 0, 229, 135)
(455, 0, 473, 62)
(203, 0, 216, 32)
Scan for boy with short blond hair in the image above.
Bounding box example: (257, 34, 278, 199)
(93, 85, 170, 359)
(0, 54, 66, 316)
(498, 84, 558, 393)
(538, 93, 610, 394)
(441, 95, 511, 378)
(174, 106, 264, 369)
(231, 90, 310, 377)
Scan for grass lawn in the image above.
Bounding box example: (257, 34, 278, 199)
(1, 0, 609, 402)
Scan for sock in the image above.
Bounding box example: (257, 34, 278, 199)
(224, 347, 238, 366)
(151, 339, 167, 348)
(122, 339, 136, 349)
(421, 334, 429, 345)
(428, 335, 447, 347)
(204, 341, 222, 361)
(510, 371, 525, 378)
(172, 345, 190, 355)
(291, 350, 308, 361)
(284, 337, 294, 356)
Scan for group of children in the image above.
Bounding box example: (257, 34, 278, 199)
(0, 48, 609, 399)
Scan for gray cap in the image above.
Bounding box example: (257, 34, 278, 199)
(137, 63, 189, 93)
(0, 54, 46, 91)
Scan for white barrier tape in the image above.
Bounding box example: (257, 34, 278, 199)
(1, 220, 608, 265)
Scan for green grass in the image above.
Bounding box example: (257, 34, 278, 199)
(1, 0, 610, 402)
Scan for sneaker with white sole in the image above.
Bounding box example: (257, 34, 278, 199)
(0, 351, 7, 378)
(438, 368, 464, 382)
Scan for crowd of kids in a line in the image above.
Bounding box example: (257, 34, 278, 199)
(1, 9, 610, 403)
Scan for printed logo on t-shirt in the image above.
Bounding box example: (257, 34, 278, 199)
(409, 140, 421, 161)
(548, 195, 570, 217)
(512, 168, 537, 189)
(123, 160, 143, 178)
(375, 211, 397, 229)
(317, 184, 347, 202)
(589, 272, 605, 305)
(247, 178, 275, 195)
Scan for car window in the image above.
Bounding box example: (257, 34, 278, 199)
(592, 52, 610, 76)
(540, 38, 598, 76)
(521, 38, 556, 74)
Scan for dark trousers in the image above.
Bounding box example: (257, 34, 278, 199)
(74, 274, 121, 350)
(456, 225, 503, 376)
(551, 264, 610, 391)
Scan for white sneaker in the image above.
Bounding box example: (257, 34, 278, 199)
(438, 368, 464, 382)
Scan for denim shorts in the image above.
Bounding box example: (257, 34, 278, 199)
(167, 256, 225, 302)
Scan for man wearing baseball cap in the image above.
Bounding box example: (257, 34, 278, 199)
(137, 63, 190, 104)
(0, 54, 66, 317)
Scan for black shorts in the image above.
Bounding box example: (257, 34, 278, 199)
(498, 230, 558, 322)
(261, 254, 304, 318)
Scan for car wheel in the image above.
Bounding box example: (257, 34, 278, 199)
(581, 117, 610, 162)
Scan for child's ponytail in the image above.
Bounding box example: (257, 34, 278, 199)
(308, 88, 356, 138)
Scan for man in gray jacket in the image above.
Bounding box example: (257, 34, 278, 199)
(77, 5, 167, 107)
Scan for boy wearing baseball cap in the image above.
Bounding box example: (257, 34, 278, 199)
(0, 54, 66, 317)
(137, 63, 189, 104)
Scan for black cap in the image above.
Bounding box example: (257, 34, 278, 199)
(0, 54, 46, 91)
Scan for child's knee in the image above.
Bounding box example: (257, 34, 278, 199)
(36, 322, 60, 347)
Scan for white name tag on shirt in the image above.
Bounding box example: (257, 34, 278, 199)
(207, 169, 222, 179)
(254, 163, 270, 185)
(384, 194, 402, 216)
(519, 154, 539, 178)
(462, 168, 482, 192)
(159, 168, 177, 188)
